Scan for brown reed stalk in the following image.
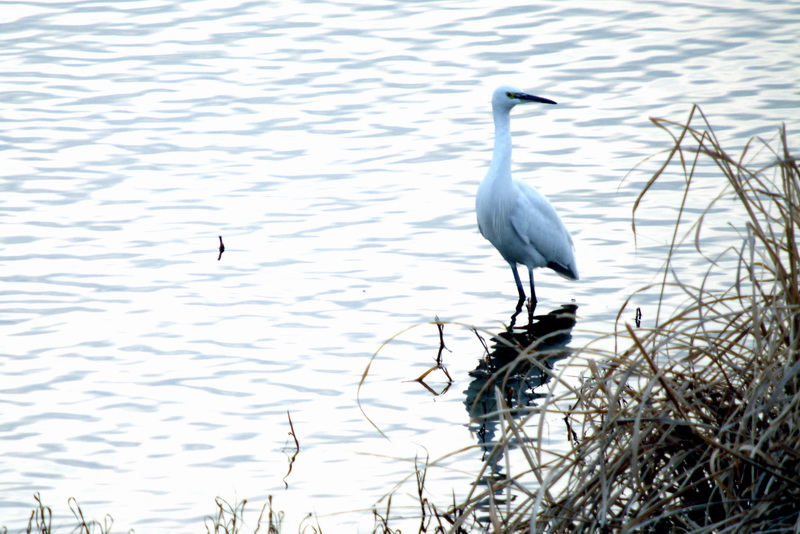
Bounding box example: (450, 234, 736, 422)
(530, 107, 800, 533)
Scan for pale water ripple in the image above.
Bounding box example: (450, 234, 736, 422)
(1, 0, 799, 531)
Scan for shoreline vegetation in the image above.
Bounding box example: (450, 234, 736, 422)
(533, 108, 800, 532)
(7, 109, 798, 533)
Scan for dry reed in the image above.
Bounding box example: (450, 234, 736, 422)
(529, 107, 800, 533)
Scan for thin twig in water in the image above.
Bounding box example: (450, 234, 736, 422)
(283, 410, 300, 489)
(471, 327, 489, 356)
(413, 319, 453, 384)
(434, 315, 450, 366)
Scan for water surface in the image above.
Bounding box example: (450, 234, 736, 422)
(2, 0, 799, 531)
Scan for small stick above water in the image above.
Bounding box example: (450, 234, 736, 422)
(283, 410, 300, 489)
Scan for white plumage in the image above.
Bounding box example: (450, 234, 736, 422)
(476, 85, 578, 305)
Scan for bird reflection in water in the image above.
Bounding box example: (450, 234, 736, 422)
(464, 303, 578, 521)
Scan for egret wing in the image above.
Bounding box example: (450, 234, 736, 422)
(510, 180, 578, 279)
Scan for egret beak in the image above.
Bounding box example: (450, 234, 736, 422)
(510, 92, 557, 105)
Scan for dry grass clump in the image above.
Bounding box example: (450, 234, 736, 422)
(11, 492, 116, 534)
(205, 496, 283, 534)
(534, 108, 800, 532)
(5, 494, 284, 534)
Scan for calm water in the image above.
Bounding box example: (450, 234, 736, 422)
(2, 0, 799, 531)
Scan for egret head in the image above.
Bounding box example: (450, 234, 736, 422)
(492, 84, 557, 111)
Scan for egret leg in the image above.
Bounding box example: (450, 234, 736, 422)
(528, 268, 538, 304)
(510, 264, 526, 301)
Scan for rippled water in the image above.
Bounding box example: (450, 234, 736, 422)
(2, 0, 799, 531)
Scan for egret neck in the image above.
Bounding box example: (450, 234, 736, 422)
(487, 104, 513, 192)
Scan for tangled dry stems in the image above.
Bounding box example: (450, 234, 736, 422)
(530, 108, 800, 533)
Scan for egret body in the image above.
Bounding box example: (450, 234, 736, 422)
(476, 85, 578, 306)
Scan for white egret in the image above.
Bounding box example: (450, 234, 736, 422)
(476, 85, 578, 307)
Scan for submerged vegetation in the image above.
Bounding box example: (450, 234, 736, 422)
(6, 109, 799, 533)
